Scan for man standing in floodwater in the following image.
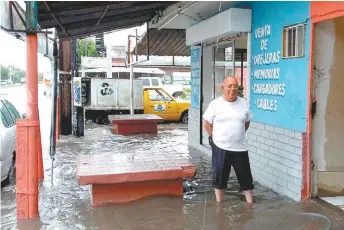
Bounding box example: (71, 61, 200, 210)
(203, 76, 254, 204)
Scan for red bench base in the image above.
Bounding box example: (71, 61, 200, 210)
(109, 114, 163, 136)
(111, 123, 158, 135)
(91, 179, 183, 207)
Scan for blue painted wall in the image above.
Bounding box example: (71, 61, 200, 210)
(190, 46, 201, 109)
(250, 1, 310, 132)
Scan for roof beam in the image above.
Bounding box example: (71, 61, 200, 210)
(59, 22, 144, 40)
(38, 1, 115, 14)
(92, 5, 110, 33)
(62, 8, 157, 31)
(57, 15, 151, 39)
(39, 2, 169, 29)
(43, 1, 71, 37)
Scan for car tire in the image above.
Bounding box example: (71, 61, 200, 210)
(181, 111, 188, 124)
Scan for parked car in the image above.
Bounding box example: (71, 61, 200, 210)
(0, 99, 22, 185)
(143, 87, 190, 124)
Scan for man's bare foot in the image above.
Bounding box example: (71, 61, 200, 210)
(243, 190, 253, 204)
(215, 188, 225, 203)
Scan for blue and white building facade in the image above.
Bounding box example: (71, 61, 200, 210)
(186, 1, 311, 201)
(151, 1, 344, 202)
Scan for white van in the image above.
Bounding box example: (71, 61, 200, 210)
(138, 77, 163, 87)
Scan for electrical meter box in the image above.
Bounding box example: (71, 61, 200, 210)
(73, 77, 91, 107)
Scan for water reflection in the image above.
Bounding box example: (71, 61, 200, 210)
(0, 92, 341, 229)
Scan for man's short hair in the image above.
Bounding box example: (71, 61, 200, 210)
(223, 76, 238, 83)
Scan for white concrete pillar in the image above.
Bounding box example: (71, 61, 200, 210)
(106, 45, 112, 78)
(129, 64, 134, 115)
(247, 32, 251, 101)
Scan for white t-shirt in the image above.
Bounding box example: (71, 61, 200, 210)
(203, 96, 252, 151)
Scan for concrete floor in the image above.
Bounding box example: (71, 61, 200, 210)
(0, 85, 343, 229)
(321, 196, 344, 211)
(1, 122, 344, 229)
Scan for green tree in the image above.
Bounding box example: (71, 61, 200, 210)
(77, 38, 101, 69)
(0, 65, 9, 80)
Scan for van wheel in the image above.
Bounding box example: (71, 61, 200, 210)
(181, 111, 188, 124)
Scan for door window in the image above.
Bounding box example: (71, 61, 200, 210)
(0, 101, 15, 128)
(2, 100, 21, 121)
(151, 79, 160, 86)
(148, 89, 172, 101)
(142, 78, 150, 86)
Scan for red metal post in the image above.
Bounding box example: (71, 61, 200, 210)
(16, 120, 39, 219)
(16, 1, 40, 218)
(16, 32, 39, 219)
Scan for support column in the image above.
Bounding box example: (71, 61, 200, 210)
(247, 32, 251, 101)
(50, 32, 58, 161)
(129, 64, 134, 115)
(72, 39, 85, 137)
(16, 1, 39, 219)
(59, 40, 72, 135)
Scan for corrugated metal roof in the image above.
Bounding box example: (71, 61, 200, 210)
(37, 1, 176, 39)
(133, 29, 249, 59)
(133, 28, 189, 57)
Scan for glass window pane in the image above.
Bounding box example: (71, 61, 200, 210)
(283, 29, 288, 57)
(148, 90, 163, 101)
(288, 28, 292, 56)
(213, 43, 234, 98)
(292, 27, 297, 57)
(151, 79, 159, 86)
(142, 79, 150, 86)
(297, 25, 305, 56)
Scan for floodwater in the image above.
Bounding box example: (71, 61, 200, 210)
(1, 85, 344, 230)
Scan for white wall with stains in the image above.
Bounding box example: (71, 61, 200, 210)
(312, 17, 344, 196)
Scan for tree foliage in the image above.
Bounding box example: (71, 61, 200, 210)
(77, 38, 101, 69)
(0, 65, 26, 83)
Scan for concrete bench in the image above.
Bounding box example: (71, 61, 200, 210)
(108, 114, 163, 135)
(77, 151, 196, 207)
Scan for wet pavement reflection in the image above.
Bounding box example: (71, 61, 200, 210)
(1, 85, 343, 230)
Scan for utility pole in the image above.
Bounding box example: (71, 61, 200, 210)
(16, 1, 40, 219)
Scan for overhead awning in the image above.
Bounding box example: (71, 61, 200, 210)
(37, 1, 176, 39)
(186, 8, 252, 46)
(132, 28, 189, 56)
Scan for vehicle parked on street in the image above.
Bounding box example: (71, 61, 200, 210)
(81, 77, 190, 124)
(0, 99, 22, 185)
(143, 87, 189, 124)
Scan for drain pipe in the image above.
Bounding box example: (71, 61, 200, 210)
(50, 29, 58, 186)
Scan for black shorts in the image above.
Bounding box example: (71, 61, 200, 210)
(211, 142, 254, 191)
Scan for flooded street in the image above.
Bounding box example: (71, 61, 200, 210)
(1, 85, 343, 230)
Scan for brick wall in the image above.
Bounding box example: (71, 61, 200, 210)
(188, 109, 304, 201)
(188, 107, 212, 155)
(188, 108, 200, 147)
(247, 121, 303, 201)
